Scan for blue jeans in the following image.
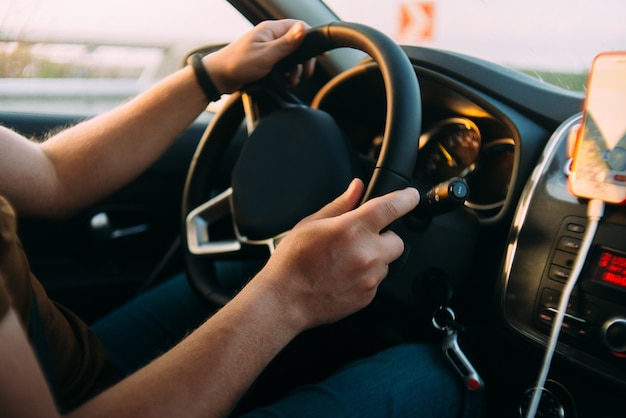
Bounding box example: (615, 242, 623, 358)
(91, 272, 211, 374)
(92, 261, 260, 373)
(241, 343, 481, 418)
(92, 271, 482, 418)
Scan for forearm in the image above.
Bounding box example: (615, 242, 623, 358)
(37, 65, 208, 217)
(2, 20, 311, 218)
(69, 276, 301, 418)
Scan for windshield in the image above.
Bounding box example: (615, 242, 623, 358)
(1, 1, 250, 80)
(0, 1, 251, 114)
(2, 0, 624, 116)
(324, 0, 626, 91)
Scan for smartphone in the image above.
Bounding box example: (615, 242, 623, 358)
(569, 51, 626, 204)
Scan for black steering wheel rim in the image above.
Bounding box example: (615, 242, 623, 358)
(182, 22, 421, 306)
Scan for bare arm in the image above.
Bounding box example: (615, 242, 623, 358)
(68, 180, 418, 418)
(0, 180, 419, 418)
(0, 310, 59, 418)
(0, 20, 311, 218)
(0, 68, 208, 218)
(0, 17, 422, 418)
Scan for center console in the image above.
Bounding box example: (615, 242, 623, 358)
(499, 114, 626, 415)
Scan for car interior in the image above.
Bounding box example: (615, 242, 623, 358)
(2, 0, 625, 416)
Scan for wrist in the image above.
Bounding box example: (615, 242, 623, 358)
(243, 271, 309, 335)
(187, 53, 222, 102)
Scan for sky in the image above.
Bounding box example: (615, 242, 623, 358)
(326, 0, 626, 72)
(0, 0, 250, 44)
(2, 0, 626, 73)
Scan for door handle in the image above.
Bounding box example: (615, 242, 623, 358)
(90, 212, 149, 240)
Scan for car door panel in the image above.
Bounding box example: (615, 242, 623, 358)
(1, 111, 206, 322)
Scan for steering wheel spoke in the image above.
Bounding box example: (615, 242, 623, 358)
(185, 188, 241, 256)
(241, 93, 260, 134)
(186, 187, 285, 257)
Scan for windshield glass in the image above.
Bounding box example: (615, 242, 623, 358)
(324, 0, 626, 91)
(0, 1, 251, 114)
(1, 0, 250, 80)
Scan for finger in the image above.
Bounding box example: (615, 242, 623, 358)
(302, 58, 316, 78)
(302, 52, 326, 79)
(285, 64, 304, 86)
(379, 230, 406, 263)
(304, 178, 364, 222)
(354, 187, 420, 232)
(269, 21, 322, 82)
(368, 262, 391, 288)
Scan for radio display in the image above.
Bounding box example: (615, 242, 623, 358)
(593, 247, 626, 290)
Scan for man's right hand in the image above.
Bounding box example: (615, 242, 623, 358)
(251, 178, 420, 332)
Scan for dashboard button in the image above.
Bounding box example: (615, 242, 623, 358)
(552, 250, 576, 269)
(549, 265, 570, 282)
(557, 236, 581, 253)
(566, 223, 585, 234)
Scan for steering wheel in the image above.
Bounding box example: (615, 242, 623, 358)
(182, 22, 421, 306)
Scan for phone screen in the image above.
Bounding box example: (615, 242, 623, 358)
(570, 52, 626, 203)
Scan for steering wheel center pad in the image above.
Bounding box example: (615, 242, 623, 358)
(231, 107, 359, 240)
(278, 22, 422, 199)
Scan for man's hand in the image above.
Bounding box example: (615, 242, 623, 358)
(252, 178, 420, 332)
(203, 19, 315, 94)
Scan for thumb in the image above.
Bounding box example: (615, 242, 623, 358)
(305, 179, 365, 222)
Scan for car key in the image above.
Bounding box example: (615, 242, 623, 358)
(432, 306, 484, 391)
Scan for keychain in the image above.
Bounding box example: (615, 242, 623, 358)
(432, 306, 484, 391)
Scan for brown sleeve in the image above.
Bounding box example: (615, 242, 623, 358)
(0, 196, 28, 324)
(0, 270, 11, 321)
(0, 196, 119, 412)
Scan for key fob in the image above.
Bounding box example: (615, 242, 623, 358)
(442, 329, 484, 391)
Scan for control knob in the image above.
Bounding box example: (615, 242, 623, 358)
(602, 317, 626, 356)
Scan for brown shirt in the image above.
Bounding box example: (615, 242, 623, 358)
(0, 196, 118, 412)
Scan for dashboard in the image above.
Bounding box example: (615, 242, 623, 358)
(310, 46, 626, 416)
(313, 60, 518, 222)
(502, 113, 626, 389)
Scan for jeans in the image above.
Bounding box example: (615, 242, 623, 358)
(92, 271, 482, 418)
(241, 343, 481, 418)
(91, 272, 211, 374)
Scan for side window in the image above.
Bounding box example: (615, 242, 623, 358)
(0, 1, 251, 115)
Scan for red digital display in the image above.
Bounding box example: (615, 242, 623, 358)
(595, 249, 626, 289)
